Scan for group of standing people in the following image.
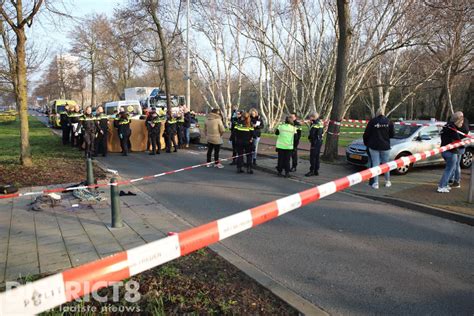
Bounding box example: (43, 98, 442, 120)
(60, 104, 109, 158)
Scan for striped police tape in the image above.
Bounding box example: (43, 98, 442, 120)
(0, 151, 255, 200)
(0, 138, 471, 315)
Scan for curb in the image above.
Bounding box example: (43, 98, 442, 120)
(253, 162, 474, 227)
(348, 192, 474, 227)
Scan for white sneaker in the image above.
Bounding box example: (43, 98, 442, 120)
(206, 164, 212, 168)
(215, 163, 224, 169)
(371, 183, 379, 189)
(385, 181, 392, 188)
(437, 187, 450, 193)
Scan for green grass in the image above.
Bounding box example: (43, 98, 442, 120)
(0, 117, 82, 165)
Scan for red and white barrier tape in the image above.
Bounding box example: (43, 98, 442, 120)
(342, 118, 369, 124)
(0, 152, 255, 200)
(1, 138, 471, 315)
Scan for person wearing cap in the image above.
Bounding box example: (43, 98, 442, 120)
(80, 106, 99, 159)
(60, 103, 71, 145)
(305, 113, 324, 177)
(165, 112, 178, 153)
(275, 116, 297, 178)
(289, 112, 302, 172)
(176, 110, 186, 148)
(95, 106, 109, 157)
(114, 108, 132, 156)
(146, 108, 163, 155)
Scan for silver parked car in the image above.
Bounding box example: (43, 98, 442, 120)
(346, 120, 473, 175)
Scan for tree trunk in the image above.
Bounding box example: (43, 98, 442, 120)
(150, 2, 171, 114)
(16, 29, 32, 166)
(91, 61, 96, 108)
(323, 0, 351, 161)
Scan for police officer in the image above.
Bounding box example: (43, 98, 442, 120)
(305, 113, 324, 177)
(275, 116, 297, 178)
(80, 106, 99, 159)
(114, 108, 131, 156)
(95, 106, 109, 157)
(229, 110, 241, 165)
(234, 112, 255, 174)
(146, 109, 162, 155)
(68, 105, 82, 148)
(165, 113, 178, 153)
(289, 112, 302, 172)
(60, 103, 70, 145)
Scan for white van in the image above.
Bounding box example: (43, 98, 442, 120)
(104, 100, 142, 118)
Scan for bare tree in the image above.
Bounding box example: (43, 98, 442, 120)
(0, 0, 45, 166)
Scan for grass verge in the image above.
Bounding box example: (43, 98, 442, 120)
(0, 117, 105, 187)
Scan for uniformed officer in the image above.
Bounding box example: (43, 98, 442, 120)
(146, 109, 163, 155)
(289, 112, 302, 172)
(60, 103, 70, 145)
(68, 105, 82, 148)
(233, 112, 255, 174)
(165, 113, 178, 153)
(275, 116, 297, 177)
(176, 111, 186, 148)
(80, 106, 99, 159)
(305, 113, 324, 177)
(114, 108, 131, 156)
(95, 106, 109, 157)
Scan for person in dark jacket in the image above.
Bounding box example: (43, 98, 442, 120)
(234, 112, 255, 174)
(183, 107, 192, 148)
(114, 108, 131, 156)
(60, 103, 71, 145)
(95, 106, 109, 157)
(305, 113, 324, 177)
(449, 112, 469, 188)
(165, 113, 178, 153)
(176, 111, 186, 148)
(438, 112, 464, 192)
(146, 109, 163, 155)
(80, 106, 99, 159)
(68, 105, 82, 148)
(289, 112, 302, 172)
(363, 109, 395, 189)
(229, 109, 241, 165)
(250, 108, 264, 166)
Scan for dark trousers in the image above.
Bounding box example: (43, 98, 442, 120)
(165, 133, 178, 151)
(62, 126, 70, 145)
(291, 146, 298, 168)
(96, 131, 108, 157)
(83, 132, 96, 158)
(277, 149, 292, 174)
(236, 143, 253, 169)
(177, 126, 185, 146)
(207, 143, 221, 163)
(231, 138, 237, 162)
(119, 131, 131, 154)
(309, 142, 322, 172)
(149, 131, 161, 153)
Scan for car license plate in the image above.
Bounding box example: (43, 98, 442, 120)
(350, 154, 362, 160)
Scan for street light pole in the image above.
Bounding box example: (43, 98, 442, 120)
(186, 0, 191, 111)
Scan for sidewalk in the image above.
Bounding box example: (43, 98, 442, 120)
(0, 183, 188, 284)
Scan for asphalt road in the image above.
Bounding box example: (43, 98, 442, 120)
(34, 112, 474, 315)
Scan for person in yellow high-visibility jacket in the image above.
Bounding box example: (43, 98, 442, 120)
(275, 116, 297, 177)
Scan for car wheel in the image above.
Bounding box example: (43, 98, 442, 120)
(394, 152, 412, 175)
(460, 150, 473, 169)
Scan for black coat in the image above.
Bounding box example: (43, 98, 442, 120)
(363, 115, 395, 151)
(440, 122, 461, 153)
(251, 116, 264, 138)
